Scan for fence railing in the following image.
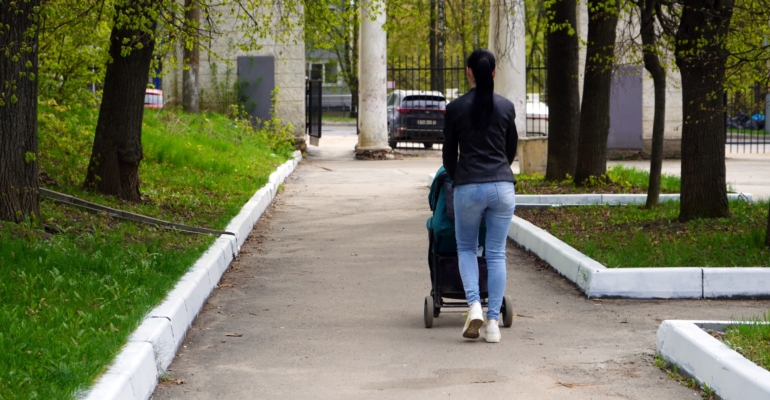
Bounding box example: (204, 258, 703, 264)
(725, 87, 769, 153)
(387, 57, 548, 137)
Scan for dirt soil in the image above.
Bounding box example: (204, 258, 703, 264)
(152, 129, 770, 399)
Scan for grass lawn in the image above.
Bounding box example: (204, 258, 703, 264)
(515, 165, 681, 194)
(727, 128, 768, 135)
(321, 115, 356, 123)
(723, 313, 770, 372)
(0, 102, 294, 399)
(516, 200, 770, 268)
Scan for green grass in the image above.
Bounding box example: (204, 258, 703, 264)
(515, 165, 681, 195)
(517, 200, 770, 268)
(727, 128, 768, 135)
(0, 102, 294, 399)
(321, 115, 356, 123)
(724, 312, 770, 371)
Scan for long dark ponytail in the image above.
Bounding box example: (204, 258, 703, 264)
(467, 49, 496, 133)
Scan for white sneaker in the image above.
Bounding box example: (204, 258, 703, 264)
(462, 302, 484, 339)
(485, 319, 501, 343)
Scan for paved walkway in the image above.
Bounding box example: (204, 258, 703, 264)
(154, 128, 770, 399)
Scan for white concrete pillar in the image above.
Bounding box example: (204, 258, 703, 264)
(356, 0, 391, 158)
(488, 0, 526, 136)
(577, 0, 588, 104)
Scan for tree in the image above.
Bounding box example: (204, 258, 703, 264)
(0, 0, 41, 222)
(83, 0, 160, 201)
(574, 0, 619, 184)
(545, 0, 581, 180)
(81, 0, 302, 200)
(182, 0, 201, 113)
(525, 0, 547, 65)
(305, 0, 359, 118)
(674, 0, 734, 221)
(635, 0, 668, 208)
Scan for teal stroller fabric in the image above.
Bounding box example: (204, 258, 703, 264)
(427, 166, 486, 254)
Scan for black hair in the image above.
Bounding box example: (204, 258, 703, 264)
(466, 49, 496, 133)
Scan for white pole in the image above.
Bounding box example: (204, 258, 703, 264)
(488, 0, 526, 136)
(357, 0, 391, 159)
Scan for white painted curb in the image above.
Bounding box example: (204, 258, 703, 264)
(81, 151, 302, 400)
(426, 173, 754, 205)
(509, 209, 769, 299)
(657, 320, 770, 400)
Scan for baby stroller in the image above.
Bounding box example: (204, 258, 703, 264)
(425, 166, 513, 328)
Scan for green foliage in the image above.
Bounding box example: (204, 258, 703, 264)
(37, 100, 97, 187)
(36, 0, 112, 105)
(515, 165, 680, 194)
(518, 200, 770, 268)
(724, 0, 770, 90)
(0, 104, 294, 398)
(201, 62, 239, 115)
(384, 0, 490, 64)
(0, 214, 210, 399)
(304, 0, 360, 97)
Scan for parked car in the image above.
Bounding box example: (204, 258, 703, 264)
(387, 90, 446, 149)
(526, 99, 549, 136)
(144, 88, 164, 109)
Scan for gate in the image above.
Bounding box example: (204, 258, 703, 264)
(306, 79, 322, 143)
(725, 87, 770, 153)
(387, 57, 549, 150)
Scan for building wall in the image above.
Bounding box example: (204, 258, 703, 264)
(641, 71, 683, 157)
(578, 4, 683, 157)
(165, 5, 307, 149)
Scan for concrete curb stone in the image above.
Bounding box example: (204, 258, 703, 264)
(656, 320, 770, 400)
(82, 151, 302, 400)
(508, 209, 770, 299)
(703, 268, 770, 299)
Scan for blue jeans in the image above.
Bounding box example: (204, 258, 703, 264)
(454, 181, 515, 321)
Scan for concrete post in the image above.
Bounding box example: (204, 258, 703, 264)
(488, 0, 526, 136)
(356, 0, 392, 160)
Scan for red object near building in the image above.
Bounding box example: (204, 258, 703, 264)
(144, 88, 164, 109)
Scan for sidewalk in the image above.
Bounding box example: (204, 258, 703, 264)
(608, 150, 770, 199)
(153, 132, 770, 399)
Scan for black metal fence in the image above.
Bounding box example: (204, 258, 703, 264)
(725, 87, 769, 153)
(386, 57, 549, 148)
(526, 66, 548, 137)
(306, 79, 322, 139)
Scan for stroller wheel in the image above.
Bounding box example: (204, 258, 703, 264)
(424, 296, 434, 328)
(502, 295, 513, 328)
(433, 304, 441, 318)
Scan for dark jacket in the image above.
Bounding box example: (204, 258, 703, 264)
(442, 88, 518, 186)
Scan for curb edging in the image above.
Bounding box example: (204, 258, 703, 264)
(656, 320, 770, 400)
(508, 208, 770, 298)
(81, 151, 302, 400)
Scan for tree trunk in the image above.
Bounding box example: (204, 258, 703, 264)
(640, 0, 666, 208)
(84, 0, 157, 201)
(545, 0, 580, 180)
(430, 0, 438, 90)
(182, 0, 200, 113)
(436, 0, 446, 94)
(574, 0, 618, 184)
(675, 0, 733, 221)
(0, 0, 40, 222)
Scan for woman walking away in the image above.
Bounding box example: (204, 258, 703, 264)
(442, 49, 518, 343)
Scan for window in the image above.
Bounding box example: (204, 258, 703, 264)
(306, 62, 339, 86)
(324, 63, 337, 84)
(309, 63, 323, 81)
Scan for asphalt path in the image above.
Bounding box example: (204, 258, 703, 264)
(153, 127, 770, 399)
